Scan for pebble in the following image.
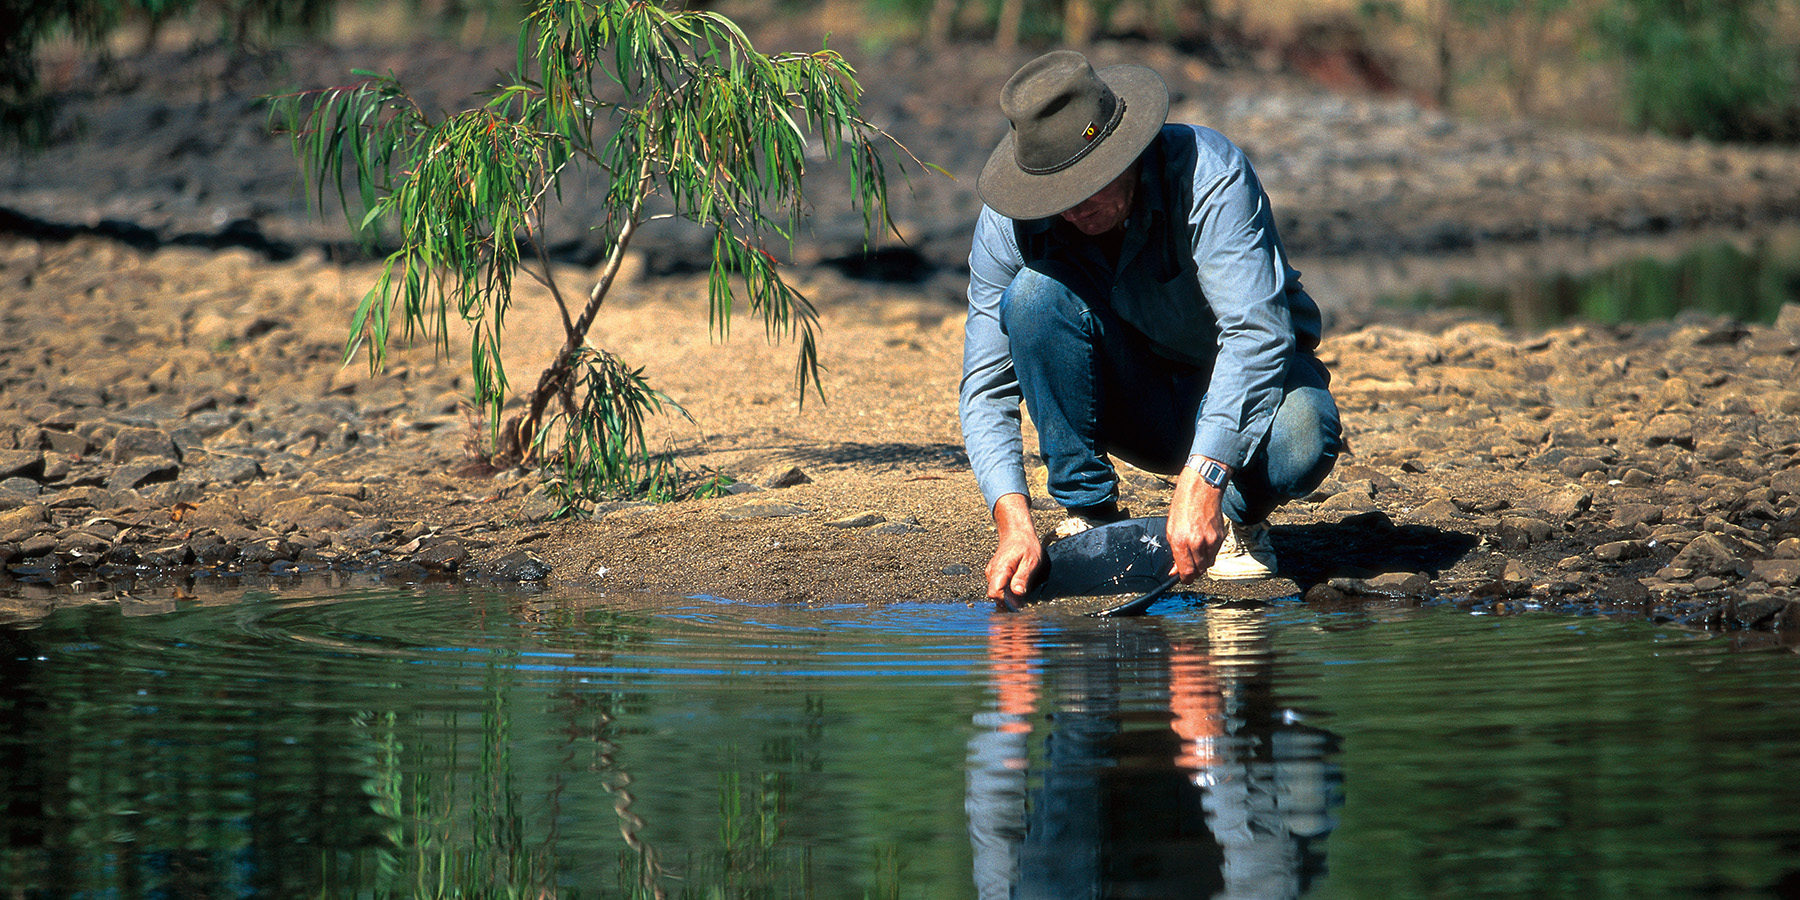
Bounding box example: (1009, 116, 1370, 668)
(415, 539, 470, 572)
(517, 489, 562, 523)
(763, 466, 812, 489)
(1410, 498, 1465, 520)
(1, 477, 41, 498)
(483, 550, 553, 582)
(1594, 540, 1648, 562)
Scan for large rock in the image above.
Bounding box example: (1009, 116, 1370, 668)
(415, 538, 470, 572)
(1732, 598, 1784, 628)
(0, 450, 44, 480)
(1595, 540, 1649, 562)
(1669, 533, 1746, 577)
(107, 427, 178, 464)
(1770, 467, 1800, 498)
(191, 456, 263, 485)
(0, 505, 47, 538)
(1612, 503, 1665, 530)
(484, 550, 553, 582)
(1750, 559, 1800, 587)
(1643, 414, 1696, 448)
(0, 478, 40, 499)
(1499, 516, 1555, 547)
(106, 459, 180, 492)
(721, 502, 808, 520)
(1524, 485, 1591, 522)
(268, 497, 359, 534)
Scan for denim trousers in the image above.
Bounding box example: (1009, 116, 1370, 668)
(999, 262, 1343, 525)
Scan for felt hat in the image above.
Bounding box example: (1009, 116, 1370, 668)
(978, 50, 1169, 221)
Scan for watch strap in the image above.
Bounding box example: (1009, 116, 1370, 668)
(1187, 455, 1230, 489)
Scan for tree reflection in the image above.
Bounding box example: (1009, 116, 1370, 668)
(967, 608, 1343, 899)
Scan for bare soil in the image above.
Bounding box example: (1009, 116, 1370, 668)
(5, 30, 1800, 639)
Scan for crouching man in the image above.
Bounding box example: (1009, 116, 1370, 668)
(960, 51, 1344, 604)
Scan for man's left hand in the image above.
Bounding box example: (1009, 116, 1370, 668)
(1167, 462, 1228, 582)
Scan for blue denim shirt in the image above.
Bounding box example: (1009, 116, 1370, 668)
(960, 124, 1324, 510)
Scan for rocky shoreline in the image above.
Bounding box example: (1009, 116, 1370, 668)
(5, 34, 1800, 639)
(2, 231, 1800, 643)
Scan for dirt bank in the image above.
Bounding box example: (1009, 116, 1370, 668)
(4, 31, 1800, 638)
(3, 232, 1800, 642)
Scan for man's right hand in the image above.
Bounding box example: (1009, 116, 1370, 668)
(985, 493, 1045, 603)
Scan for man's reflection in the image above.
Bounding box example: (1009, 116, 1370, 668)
(967, 608, 1341, 899)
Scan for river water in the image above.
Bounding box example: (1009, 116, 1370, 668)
(2, 585, 1798, 899)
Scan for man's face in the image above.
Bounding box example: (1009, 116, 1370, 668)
(1058, 166, 1136, 236)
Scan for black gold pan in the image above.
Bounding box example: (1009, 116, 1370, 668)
(1005, 517, 1183, 616)
(1088, 573, 1180, 617)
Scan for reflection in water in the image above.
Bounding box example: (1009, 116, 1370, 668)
(7, 590, 1800, 898)
(1384, 226, 1800, 328)
(968, 609, 1341, 899)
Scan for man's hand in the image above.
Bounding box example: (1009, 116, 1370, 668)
(986, 493, 1045, 603)
(1168, 461, 1229, 582)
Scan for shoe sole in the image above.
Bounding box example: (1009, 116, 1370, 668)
(1206, 556, 1277, 580)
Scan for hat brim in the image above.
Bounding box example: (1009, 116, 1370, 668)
(977, 64, 1170, 221)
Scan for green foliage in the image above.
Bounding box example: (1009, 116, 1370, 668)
(545, 346, 687, 507)
(1595, 0, 1798, 142)
(274, 0, 919, 505)
(1379, 228, 1800, 328)
(1356, 0, 1797, 138)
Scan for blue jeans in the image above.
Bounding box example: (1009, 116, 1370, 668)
(999, 262, 1342, 525)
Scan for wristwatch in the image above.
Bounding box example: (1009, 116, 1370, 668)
(1187, 455, 1230, 489)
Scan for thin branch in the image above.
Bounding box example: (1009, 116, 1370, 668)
(527, 219, 578, 341)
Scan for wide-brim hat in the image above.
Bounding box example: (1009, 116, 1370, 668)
(978, 51, 1169, 221)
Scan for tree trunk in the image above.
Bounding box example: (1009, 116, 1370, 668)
(927, 0, 960, 44)
(1063, 0, 1096, 45)
(501, 175, 650, 464)
(1434, 0, 1455, 111)
(995, 0, 1024, 49)
(1509, 12, 1543, 117)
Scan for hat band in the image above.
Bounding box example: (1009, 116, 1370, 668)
(1017, 99, 1128, 176)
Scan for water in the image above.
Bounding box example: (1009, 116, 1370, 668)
(3, 587, 1799, 899)
(1380, 225, 1800, 328)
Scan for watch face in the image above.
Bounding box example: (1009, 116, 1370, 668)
(1202, 462, 1228, 487)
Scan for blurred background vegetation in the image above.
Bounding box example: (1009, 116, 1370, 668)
(5, 0, 1798, 147)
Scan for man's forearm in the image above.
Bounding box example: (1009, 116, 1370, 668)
(992, 492, 1034, 539)
(1168, 460, 1228, 582)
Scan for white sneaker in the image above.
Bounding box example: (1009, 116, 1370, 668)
(1207, 520, 1276, 580)
(1049, 504, 1126, 542)
(1051, 515, 1100, 541)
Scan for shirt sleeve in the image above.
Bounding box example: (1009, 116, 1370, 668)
(959, 206, 1031, 512)
(1186, 141, 1297, 470)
